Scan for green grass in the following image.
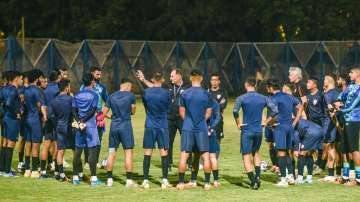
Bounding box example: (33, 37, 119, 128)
(0, 99, 360, 202)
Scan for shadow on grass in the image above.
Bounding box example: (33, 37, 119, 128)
(222, 174, 249, 188)
(260, 172, 278, 183)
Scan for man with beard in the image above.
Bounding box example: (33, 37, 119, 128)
(80, 66, 109, 169)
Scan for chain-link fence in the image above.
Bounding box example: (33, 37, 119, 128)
(1, 36, 359, 95)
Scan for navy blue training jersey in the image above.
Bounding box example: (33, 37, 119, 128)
(2, 85, 21, 119)
(24, 85, 46, 119)
(18, 86, 26, 96)
(324, 88, 340, 106)
(142, 87, 171, 129)
(80, 81, 108, 111)
(271, 92, 300, 125)
(233, 91, 278, 132)
(296, 118, 324, 141)
(306, 90, 327, 125)
(0, 86, 4, 116)
(180, 87, 213, 131)
(72, 88, 98, 127)
(106, 91, 136, 122)
(44, 82, 59, 106)
(50, 94, 73, 128)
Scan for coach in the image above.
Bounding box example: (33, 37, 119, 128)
(136, 69, 189, 171)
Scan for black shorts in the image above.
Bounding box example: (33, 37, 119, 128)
(342, 122, 360, 153)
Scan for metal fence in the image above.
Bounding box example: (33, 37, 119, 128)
(1, 36, 359, 95)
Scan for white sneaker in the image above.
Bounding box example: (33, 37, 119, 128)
(107, 178, 113, 187)
(274, 178, 288, 187)
(141, 180, 150, 189)
(306, 175, 313, 184)
(176, 183, 185, 190)
(213, 180, 221, 188)
(185, 181, 197, 188)
(17, 162, 24, 172)
(31, 171, 40, 178)
(260, 161, 268, 171)
(287, 175, 295, 185)
(295, 176, 305, 184)
(125, 180, 138, 188)
(319, 176, 336, 182)
(24, 170, 31, 177)
(97, 163, 102, 169)
(350, 170, 355, 179)
(161, 179, 172, 189)
(204, 183, 211, 191)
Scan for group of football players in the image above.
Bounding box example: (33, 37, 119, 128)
(0, 64, 359, 191)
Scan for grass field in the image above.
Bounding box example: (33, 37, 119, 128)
(0, 99, 359, 202)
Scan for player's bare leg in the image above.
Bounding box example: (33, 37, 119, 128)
(186, 152, 200, 188)
(210, 153, 220, 188)
(106, 148, 116, 187)
(177, 151, 190, 190)
(201, 151, 211, 190)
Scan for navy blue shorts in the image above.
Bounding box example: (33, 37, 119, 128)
(75, 126, 100, 148)
(56, 127, 75, 150)
(24, 118, 42, 143)
(181, 130, 209, 152)
(265, 126, 274, 142)
(3, 116, 20, 142)
(143, 128, 169, 149)
(43, 121, 56, 141)
(273, 124, 293, 150)
(241, 130, 262, 154)
(324, 120, 338, 144)
(209, 132, 220, 153)
(299, 129, 324, 151)
(109, 122, 134, 150)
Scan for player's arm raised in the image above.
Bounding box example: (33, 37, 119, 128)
(136, 70, 154, 88)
